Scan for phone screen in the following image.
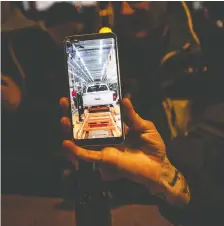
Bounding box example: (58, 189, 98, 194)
(65, 34, 124, 145)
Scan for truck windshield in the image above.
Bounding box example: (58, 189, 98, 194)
(87, 85, 108, 92)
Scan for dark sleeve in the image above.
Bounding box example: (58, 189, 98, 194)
(1, 35, 23, 88)
(165, 2, 199, 53)
(161, 2, 202, 73)
(166, 135, 224, 225)
(160, 3, 207, 100)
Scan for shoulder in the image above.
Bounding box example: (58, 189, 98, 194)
(166, 2, 200, 52)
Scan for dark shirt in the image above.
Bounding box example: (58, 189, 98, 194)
(76, 92, 83, 107)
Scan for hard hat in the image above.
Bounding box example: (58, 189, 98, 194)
(99, 27, 112, 33)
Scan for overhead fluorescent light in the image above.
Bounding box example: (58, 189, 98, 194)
(68, 69, 85, 82)
(99, 39, 103, 64)
(75, 50, 94, 81)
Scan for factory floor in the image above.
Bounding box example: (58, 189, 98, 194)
(72, 104, 121, 139)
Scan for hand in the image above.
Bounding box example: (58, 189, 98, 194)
(1, 74, 22, 112)
(61, 97, 166, 189)
(60, 97, 190, 207)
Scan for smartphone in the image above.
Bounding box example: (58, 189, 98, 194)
(64, 33, 125, 147)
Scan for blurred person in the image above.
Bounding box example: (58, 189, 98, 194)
(76, 87, 84, 122)
(1, 3, 65, 153)
(72, 88, 78, 110)
(95, 1, 202, 203)
(44, 2, 84, 46)
(107, 1, 203, 143)
(1, 73, 22, 152)
(1, 2, 68, 196)
(1, 2, 37, 151)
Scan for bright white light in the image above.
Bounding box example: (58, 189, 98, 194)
(74, 51, 94, 81)
(100, 63, 106, 80)
(76, 51, 80, 57)
(35, 1, 97, 11)
(68, 60, 92, 82)
(100, 40, 102, 53)
(192, 2, 203, 11)
(35, 1, 54, 11)
(80, 1, 97, 6)
(22, 1, 30, 10)
(68, 69, 85, 82)
(99, 40, 103, 64)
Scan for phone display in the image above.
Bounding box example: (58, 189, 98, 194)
(64, 33, 124, 146)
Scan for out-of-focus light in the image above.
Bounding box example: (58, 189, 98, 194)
(99, 40, 102, 64)
(99, 27, 112, 33)
(203, 66, 208, 71)
(182, 42, 191, 50)
(216, 20, 223, 28)
(187, 67, 194, 73)
(192, 1, 203, 11)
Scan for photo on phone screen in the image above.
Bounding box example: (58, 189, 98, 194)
(65, 34, 123, 143)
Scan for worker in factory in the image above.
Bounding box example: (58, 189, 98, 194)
(76, 87, 84, 123)
(71, 88, 78, 110)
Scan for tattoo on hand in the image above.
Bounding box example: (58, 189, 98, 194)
(183, 178, 190, 194)
(169, 169, 180, 187)
(160, 161, 190, 205)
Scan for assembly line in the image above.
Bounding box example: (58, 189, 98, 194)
(67, 38, 122, 140)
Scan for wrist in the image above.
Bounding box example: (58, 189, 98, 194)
(154, 157, 190, 208)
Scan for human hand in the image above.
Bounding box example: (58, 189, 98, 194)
(1, 74, 22, 112)
(60, 97, 190, 206)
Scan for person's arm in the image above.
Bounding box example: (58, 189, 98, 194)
(160, 2, 202, 77)
(166, 136, 224, 224)
(61, 97, 191, 209)
(153, 157, 190, 208)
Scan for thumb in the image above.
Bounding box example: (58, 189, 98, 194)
(121, 98, 148, 132)
(62, 140, 102, 162)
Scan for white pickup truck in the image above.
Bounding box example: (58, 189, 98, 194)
(83, 83, 117, 108)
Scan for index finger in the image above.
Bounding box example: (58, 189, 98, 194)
(59, 97, 70, 116)
(121, 98, 145, 131)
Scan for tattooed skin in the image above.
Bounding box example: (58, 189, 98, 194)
(169, 169, 180, 187)
(183, 178, 190, 194)
(152, 157, 190, 207)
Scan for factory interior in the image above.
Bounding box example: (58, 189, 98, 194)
(67, 38, 122, 139)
